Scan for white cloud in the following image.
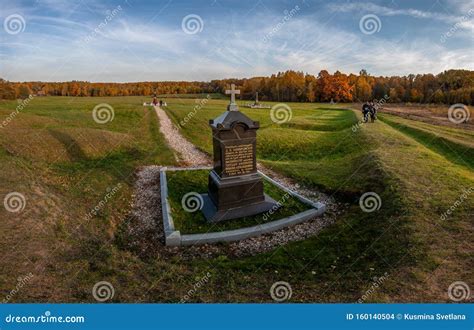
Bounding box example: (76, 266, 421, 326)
(1, 2, 472, 82)
(328, 2, 474, 30)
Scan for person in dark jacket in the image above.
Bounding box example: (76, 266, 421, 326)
(369, 101, 377, 122)
(362, 102, 371, 122)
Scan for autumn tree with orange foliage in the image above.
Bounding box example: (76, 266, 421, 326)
(0, 69, 472, 104)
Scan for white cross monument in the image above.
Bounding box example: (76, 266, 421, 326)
(225, 83, 240, 111)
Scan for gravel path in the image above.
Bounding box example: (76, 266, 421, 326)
(154, 106, 210, 166)
(124, 106, 343, 258)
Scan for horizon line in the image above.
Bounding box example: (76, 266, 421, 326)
(3, 68, 472, 84)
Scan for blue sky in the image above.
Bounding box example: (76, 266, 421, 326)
(0, 0, 472, 82)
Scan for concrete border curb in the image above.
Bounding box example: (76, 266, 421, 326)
(160, 169, 181, 246)
(160, 167, 326, 246)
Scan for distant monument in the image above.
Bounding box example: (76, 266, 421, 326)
(254, 92, 259, 106)
(246, 92, 271, 109)
(201, 84, 278, 222)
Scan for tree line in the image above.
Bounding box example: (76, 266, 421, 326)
(1, 69, 472, 104)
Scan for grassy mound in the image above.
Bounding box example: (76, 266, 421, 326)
(380, 114, 474, 170)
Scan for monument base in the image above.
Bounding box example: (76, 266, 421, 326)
(200, 193, 280, 223)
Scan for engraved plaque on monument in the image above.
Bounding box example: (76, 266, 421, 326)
(201, 84, 279, 222)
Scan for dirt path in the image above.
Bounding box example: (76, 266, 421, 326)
(154, 106, 210, 166)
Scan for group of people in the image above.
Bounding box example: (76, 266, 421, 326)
(361, 101, 378, 123)
(143, 97, 167, 107)
(151, 97, 167, 107)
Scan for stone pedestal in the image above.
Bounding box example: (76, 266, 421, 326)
(201, 107, 278, 222)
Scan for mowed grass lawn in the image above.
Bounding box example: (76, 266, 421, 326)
(0, 96, 472, 302)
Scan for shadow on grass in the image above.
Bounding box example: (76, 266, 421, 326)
(380, 116, 474, 170)
(51, 148, 142, 185)
(48, 129, 88, 162)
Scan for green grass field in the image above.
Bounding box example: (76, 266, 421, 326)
(0, 96, 472, 302)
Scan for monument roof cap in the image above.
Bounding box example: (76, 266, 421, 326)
(209, 110, 259, 130)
